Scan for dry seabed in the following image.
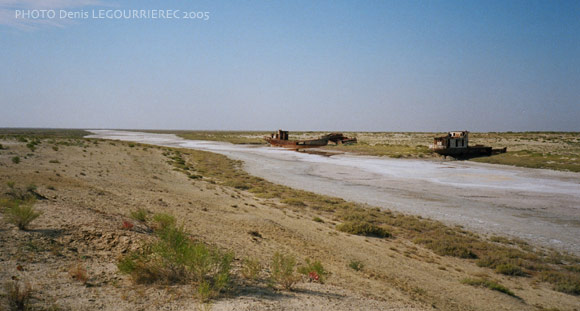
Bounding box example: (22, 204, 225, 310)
(89, 130, 580, 255)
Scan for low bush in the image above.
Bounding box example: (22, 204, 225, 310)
(4, 199, 40, 230)
(336, 221, 391, 238)
(298, 259, 328, 283)
(495, 263, 526, 276)
(348, 260, 364, 271)
(11, 156, 20, 164)
(540, 271, 580, 295)
(118, 223, 233, 301)
(130, 208, 148, 222)
(152, 213, 176, 231)
(413, 231, 478, 259)
(461, 278, 516, 297)
(69, 263, 89, 284)
(270, 252, 299, 290)
(281, 198, 306, 207)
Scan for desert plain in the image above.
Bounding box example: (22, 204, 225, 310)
(1, 129, 579, 311)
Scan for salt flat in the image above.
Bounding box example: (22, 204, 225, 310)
(88, 130, 580, 254)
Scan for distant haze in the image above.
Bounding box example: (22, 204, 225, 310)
(1, 0, 579, 132)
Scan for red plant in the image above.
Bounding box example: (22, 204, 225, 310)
(121, 220, 134, 230)
(308, 271, 320, 282)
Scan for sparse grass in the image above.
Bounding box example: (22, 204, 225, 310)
(4, 199, 41, 230)
(270, 252, 299, 290)
(4, 280, 32, 311)
(0, 128, 89, 139)
(413, 232, 478, 259)
(69, 262, 89, 284)
(495, 263, 526, 276)
(151, 213, 176, 231)
(540, 271, 580, 295)
(118, 220, 233, 301)
(348, 260, 364, 271)
(130, 208, 149, 222)
(336, 221, 391, 238)
(325, 142, 432, 158)
(281, 198, 306, 207)
(151, 130, 268, 145)
(461, 278, 516, 297)
(241, 257, 262, 282)
(312, 216, 324, 223)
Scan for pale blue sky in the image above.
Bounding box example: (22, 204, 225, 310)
(1, 0, 579, 131)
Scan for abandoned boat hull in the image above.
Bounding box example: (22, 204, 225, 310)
(434, 146, 492, 157)
(265, 137, 329, 149)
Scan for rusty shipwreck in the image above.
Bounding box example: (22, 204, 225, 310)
(265, 130, 357, 150)
(430, 131, 506, 158)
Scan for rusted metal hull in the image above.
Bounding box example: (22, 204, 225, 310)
(265, 130, 357, 150)
(265, 137, 329, 149)
(434, 146, 507, 158)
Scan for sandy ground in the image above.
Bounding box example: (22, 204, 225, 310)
(88, 130, 580, 255)
(1, 136, 579, 310)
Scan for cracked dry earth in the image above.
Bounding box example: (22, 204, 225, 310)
(0, 139, 578, 310)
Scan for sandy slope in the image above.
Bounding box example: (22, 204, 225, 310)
(1, 139, 578, 310)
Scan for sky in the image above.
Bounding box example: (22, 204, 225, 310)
(1, 0, 579, 132)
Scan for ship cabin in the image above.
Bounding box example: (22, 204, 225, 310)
(270, 129, 289, 140)
(431, 131, 469, 151)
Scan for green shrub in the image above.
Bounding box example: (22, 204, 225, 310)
(414, 234, 477, 259)
(348, 260, 364, 271)
(131, 208, 149, 222)
(223, 180, 250, 190)
(152, 213, 176, 231)
(118, 223, 233, 301)
(5, 199, 41, 230)
(336, 221, 391, 238)
(11, 156, 20, 164)
(495, 263, 525, 276)
(312, 216, 324, 223)
(461, 278, 515, 297)
(298, 258, 328, 283)
(540, 271, 580, 295)
(281, 198, 306, 207)
(270, 252, 298, 290)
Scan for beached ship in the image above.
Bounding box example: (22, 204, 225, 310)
(265, 130, 357, 149)
(430, 131, 506, 157)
